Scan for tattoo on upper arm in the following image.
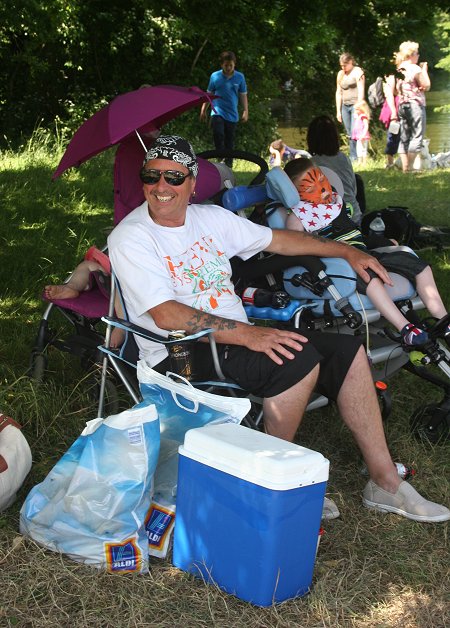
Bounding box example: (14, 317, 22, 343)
(187, 311, 238, 333)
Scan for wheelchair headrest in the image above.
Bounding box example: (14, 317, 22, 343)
(265, 205, 289, 230)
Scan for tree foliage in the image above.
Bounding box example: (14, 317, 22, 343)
(1, 1, 448, 152)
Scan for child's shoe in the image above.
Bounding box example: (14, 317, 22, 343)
(401, 323, 429, 347)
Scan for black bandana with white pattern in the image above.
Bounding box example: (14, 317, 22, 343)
(143, 135, 198, 177)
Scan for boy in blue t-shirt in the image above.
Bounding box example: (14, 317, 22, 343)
(200, 51, 248, 166)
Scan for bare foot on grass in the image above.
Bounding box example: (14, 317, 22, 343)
(44, 284, 80, 300)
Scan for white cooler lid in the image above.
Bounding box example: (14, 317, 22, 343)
(179, 423, 329, 490)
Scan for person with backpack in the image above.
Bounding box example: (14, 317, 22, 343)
(394, 41, 430, 172)
(335, 53, 365, 162)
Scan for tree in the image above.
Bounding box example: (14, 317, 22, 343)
(0, 0, 447, 149)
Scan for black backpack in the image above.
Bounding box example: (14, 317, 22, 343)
(361, 207, 422, 247)
(367, 76, 384, 109)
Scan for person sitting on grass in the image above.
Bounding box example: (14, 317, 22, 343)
(44, 247, 125, 348)
(269, 139, 310, 167)
(282, 157, 450, 347)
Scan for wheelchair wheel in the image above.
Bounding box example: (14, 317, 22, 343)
(197, 149, 268, 185)
(410, 403, 450, 444)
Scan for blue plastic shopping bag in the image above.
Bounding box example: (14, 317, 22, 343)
(20, 404, 159, 573)
(136, 361, 251, 558)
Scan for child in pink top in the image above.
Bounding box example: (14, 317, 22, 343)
(352, 100, 371, 165)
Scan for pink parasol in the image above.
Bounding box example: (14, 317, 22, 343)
(52, 85, 216, 179)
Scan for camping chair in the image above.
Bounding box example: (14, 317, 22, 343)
(95, 269, 332, 426)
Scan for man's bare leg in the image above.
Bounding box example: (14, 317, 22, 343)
(263, 363, 319, 441)
(336, 346, 400, 492)
(339, 347, 450, 521)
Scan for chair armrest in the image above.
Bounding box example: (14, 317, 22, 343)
(101, 316, 214, 344)
(102, 316, 226, 381)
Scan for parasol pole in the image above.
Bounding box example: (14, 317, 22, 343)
(135, 130, 148, 152)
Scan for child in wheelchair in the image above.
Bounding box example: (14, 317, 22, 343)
(281, 157, 449, 348)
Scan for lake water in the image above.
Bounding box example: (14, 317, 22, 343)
(275, 72, 450, 154)
(426, 80, 450, 154)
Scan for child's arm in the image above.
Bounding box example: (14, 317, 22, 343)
(362, 116, 369, 137)
(286, 212, 305, 232)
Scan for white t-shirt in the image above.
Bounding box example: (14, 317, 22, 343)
(108, 202, 273, 365)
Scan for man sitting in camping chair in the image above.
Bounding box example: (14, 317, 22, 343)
(107, 134, 450, 524)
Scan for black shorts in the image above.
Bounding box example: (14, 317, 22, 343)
(384, 130, 400, 156)
(156, 328, 363, 401)
(356, 250, 429, 294)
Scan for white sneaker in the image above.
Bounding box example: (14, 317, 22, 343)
(322, 496, 340, 520)
(363, 480, 450, 523)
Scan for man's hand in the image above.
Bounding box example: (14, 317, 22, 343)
(242, 110, 249, 122)
(244, 326, 308, 365)
(345, 247, 393, 286)
(150, 299, 308, 366)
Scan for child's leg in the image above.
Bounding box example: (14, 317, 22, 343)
(109, 294, 125, 348)
(356, 140, 363, 163)
(362, 140, 369, 164)
(366, 278, 410, 330)
(366, 278, 428, 345)
(44, 260, 103, 299)
(414, 266, 448, 320)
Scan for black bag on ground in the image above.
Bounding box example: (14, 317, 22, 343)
(361, 207, 422, 247)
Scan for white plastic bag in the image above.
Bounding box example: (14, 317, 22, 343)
(137, 361, 251, 558)
(20, 404, 159, 573)
(0, 414, 32, 512)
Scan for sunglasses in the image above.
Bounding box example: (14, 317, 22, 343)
(140, 168, 191, 186)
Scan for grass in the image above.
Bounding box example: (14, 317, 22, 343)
(0, 135, 449, 627)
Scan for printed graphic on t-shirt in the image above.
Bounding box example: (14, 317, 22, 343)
(163, 235, 239, 312)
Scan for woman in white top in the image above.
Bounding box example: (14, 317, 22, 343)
(394, 41, 430, 172)
(335, 52, 365, 162)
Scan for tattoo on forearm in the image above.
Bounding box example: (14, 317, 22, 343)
(186, 311, 238, 333)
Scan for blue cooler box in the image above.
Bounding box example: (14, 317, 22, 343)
(172, 423, 329, 606)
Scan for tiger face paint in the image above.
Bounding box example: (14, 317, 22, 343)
(297, 167, 332, 204)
